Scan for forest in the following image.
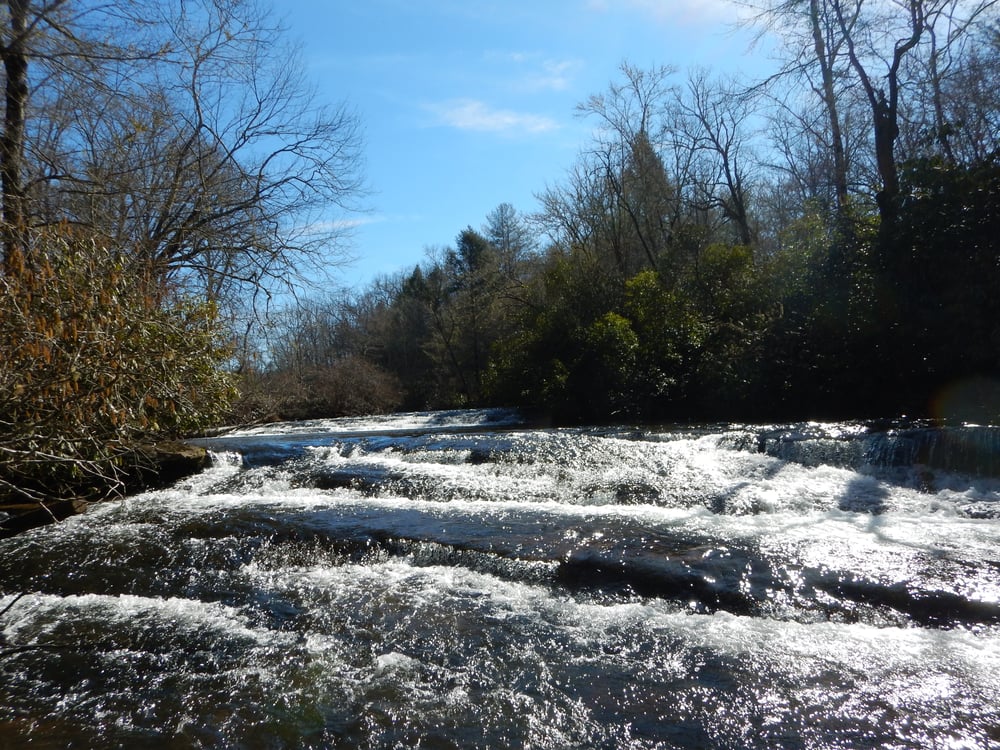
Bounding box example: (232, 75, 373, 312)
(1, 0, 999, 507)
(245, 1, 1000, 426)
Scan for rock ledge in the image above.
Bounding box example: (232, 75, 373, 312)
(0, 441, 208, 537)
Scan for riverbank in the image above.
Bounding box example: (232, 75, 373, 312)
(0, 441, 208, 538)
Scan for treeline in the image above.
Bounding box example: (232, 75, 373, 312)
(248, 1, 1000, 425)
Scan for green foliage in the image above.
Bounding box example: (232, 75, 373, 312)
(623, 270, 703, 408)
(578, 312, 640, 418)
(0, 230, 237, 502)
(484, 251, 624, 420)
(489, 263, 718, 422)
(377, 268, 440, 410)
(767, 208, 833, 302)
(692, 244, 756, 316)
(875, 156, 1000, 419)
(684, 244, 773, 411)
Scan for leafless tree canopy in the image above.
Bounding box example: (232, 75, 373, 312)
(740, 0, 1000, 231)
(2, 0, 365, 305)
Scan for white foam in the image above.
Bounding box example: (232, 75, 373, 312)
(224, 408, 524, 437)
(240, 556, 1000, 691)
(1, 592, 292, 649)
(375, 651, 422, 673)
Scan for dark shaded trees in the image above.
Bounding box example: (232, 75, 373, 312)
(487, 45, 1000, 422)
(375, 268, 439, 409)
(243, 206, 540, 418)
(875, 155, 1000, 419)
(248, 15, 1000, 427)
(413, 225, 532, 406)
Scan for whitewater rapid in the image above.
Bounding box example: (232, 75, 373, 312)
(1, 410, 998, 747)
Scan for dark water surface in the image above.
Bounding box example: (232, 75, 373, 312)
(1, 410, 999, 748)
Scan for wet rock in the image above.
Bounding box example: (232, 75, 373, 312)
(124, 441, 210, 493)
(0, 441, 208, 537)
(0, 499, 89, 538)
(614, 481, 662, 505)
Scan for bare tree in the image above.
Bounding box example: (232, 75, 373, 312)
(670, 70, 759, 247)
(744, 0, 998, 232)
(898, 7, 1000, 163)
(482, 202, 536, 280)
(832, 0, 922, 226)
(573, 63, 682, 277)
(3, 0, 365, 306)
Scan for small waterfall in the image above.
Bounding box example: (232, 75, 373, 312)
(740, 422, 1000, 479)
(865, 425, 1000, 476)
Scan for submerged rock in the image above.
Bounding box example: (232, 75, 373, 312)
(0, 498, 90, 538)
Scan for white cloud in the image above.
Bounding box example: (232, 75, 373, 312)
(523, 59, 583, 92)
(429, 99, 559, 134)
(485, 51, 584, 92)
(300, 215, 383, 236)
(588, 0, 743, 26)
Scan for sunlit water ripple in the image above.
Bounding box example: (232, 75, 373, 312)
(1, 409, 998, 748)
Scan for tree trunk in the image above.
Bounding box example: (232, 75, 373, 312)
(809, 0, 851, 223)
(834, 0, 924, 238)
(872, 91, 901, 231)
(1, 0, 28, 271)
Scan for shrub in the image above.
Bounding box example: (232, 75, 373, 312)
(234, 355, 403, 423)
(0, 230, 237, 503)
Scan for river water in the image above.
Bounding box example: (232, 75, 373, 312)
(1, 409, 999, 748)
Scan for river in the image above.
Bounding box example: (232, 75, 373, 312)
(1, 409, 999, 748)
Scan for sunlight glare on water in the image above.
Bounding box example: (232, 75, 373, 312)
(1, 411, 999, 747)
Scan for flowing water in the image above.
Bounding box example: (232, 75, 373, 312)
(1, 410, 999, 748)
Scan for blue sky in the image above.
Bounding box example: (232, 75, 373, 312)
(279, 0, 768, 289)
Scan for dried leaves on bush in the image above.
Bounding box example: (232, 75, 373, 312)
(0, 231, 237, 503)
